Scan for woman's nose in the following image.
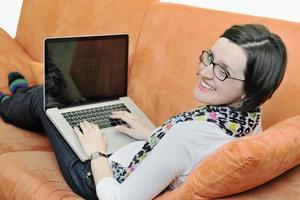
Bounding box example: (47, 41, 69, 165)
(199, 64, 214, 79)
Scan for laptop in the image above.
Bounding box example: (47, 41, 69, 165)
(43, 34, 155, 162)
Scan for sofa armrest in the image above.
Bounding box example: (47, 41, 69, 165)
(0, 28, 36, 93)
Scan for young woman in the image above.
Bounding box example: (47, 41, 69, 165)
(0, 24, 287, 200)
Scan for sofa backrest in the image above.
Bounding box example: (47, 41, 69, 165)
(15, 0, 156, 70)
(129, 2, 300, 129)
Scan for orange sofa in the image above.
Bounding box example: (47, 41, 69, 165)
(0, 1, 300, 199)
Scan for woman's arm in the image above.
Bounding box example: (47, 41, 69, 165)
(91, 157, 112, 183)
(74, 121, 113, 183)
(97, 122, 202, 200)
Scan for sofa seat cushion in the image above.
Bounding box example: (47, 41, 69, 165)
(0, 118, 51, 154)
(0, 151, 81, 200)
(0, 28, 36, 93)
(155, 115, 300, 199)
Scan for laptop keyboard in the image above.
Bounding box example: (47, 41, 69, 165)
(61, 103, 130, 129)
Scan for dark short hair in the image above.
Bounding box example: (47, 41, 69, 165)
(220, 24, 287, 112)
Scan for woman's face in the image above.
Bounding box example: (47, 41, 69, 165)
(193, 37, 247, 106)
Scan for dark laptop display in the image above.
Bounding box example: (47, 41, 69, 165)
(44, 34, 128, 109)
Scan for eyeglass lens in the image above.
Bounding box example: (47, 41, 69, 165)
(201, 51, 227, 80)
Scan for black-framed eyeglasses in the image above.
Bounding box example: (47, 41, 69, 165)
(199, 51, 245, 82)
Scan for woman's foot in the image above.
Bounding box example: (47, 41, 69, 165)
(8, 72, 29, 94)
(0, 72, 29, 105)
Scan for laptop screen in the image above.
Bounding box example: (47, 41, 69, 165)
(44, 34, 128, 110)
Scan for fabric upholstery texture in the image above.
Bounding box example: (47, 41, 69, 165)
(29, 61, 43, 85)
(0, 151, 82, 200)
(16, 0, 156, 70)
(220, 164, 300, 200)
(0, 119, 51, 154)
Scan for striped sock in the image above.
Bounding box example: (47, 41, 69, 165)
(8, 72, 29, 94)
(0, 92, 10, 104)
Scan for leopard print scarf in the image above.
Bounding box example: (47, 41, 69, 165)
(111, 105, 261, 183)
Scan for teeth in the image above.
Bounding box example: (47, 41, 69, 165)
(201, 81, 216, 91)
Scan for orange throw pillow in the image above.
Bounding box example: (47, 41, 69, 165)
(156, 115, 300, 200)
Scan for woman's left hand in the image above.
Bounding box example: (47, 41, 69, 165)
(73, 121, 107, 157)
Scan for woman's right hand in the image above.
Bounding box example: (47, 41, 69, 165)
(110, 111, 153, 140)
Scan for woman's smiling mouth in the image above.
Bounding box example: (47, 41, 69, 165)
(199, 80, 216, 91)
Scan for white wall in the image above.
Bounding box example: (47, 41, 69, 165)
(0, 0, 23, 38)
(0, 0, 300, 38)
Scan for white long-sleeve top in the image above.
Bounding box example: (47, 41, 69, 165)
(96, 120, 261, 200)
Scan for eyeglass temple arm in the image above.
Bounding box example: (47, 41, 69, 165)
(228, 77, 245, 82)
